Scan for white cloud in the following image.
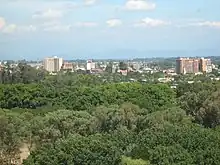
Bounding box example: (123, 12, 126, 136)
(84, 0, 97, 5)
(2, 24, 17, 33)
(0, 17, 6, 30)
(0, 16, 36, 34)
(32, 9, 63, 19)
(74, 22, 98, 27)
(125, 0, 156, 11)
(43, 25, 71, 32)
(40, 21, 61, 28)
(194, 21, 220, 28)
(1, 20, 72, 33)
(176, 20, 220, 28)
(38, 20, 71, 32)
(2, 23, 37, 34)
(106, 19, 122, 27)
(134, 17, 170, 27)
(19, 25, 37, 32)
(60, 2, 78, 10)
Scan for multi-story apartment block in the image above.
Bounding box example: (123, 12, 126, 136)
(43, 56, 63, 72)
(176, 57, 212, 74)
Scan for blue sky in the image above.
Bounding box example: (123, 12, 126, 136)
(0, 0, 220, 60)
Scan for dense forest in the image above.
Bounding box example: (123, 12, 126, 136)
(1, 63, 220, 165)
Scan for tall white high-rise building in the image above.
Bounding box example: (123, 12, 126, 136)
(43, 56, 63, 72)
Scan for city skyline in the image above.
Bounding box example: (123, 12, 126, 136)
(0, 0, 220, 60)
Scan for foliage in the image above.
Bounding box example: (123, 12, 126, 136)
(0, 82, 175, 111)
(131, 108, 220, 165)
(121, 156, 151, 165)
(196, 90, 220, 128)
(0, 84, 47, 109)
(1, 64, 220, 164)
(0, 110, 25, 164)
(24, 134, 122, 165)
(0, 63, 46, 84)
(178, 82, 220, 128)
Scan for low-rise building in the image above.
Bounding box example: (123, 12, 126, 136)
(62, 62, 73, 71)
(118, 69, 128, 76)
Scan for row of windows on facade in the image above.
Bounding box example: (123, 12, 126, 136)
(176, 57, 212, 74)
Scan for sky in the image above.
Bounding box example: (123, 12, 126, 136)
(0, 0, 220, 60)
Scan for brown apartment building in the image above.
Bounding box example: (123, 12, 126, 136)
(176, 57, 212, 74)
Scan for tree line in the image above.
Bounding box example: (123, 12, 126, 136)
(1, 63, 220, 164)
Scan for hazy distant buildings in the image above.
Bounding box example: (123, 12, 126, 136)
(86, 60, 96, 71)
(176, 57, 212, 74)
(62, 62, 73, 71)
(132, 62, 141, 71)
(43, 56, 63, 72)
(112, 65, 117, 73)
(118, 69, 128, 76)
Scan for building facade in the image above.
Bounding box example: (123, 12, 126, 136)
(43, 56, 63, 72)
(62, 62, 73, 71)
(199, 58, 212, 73)
(176, 57, 212, 74)
(132, 62, 141, 71)
(86, 60, 96, 71)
